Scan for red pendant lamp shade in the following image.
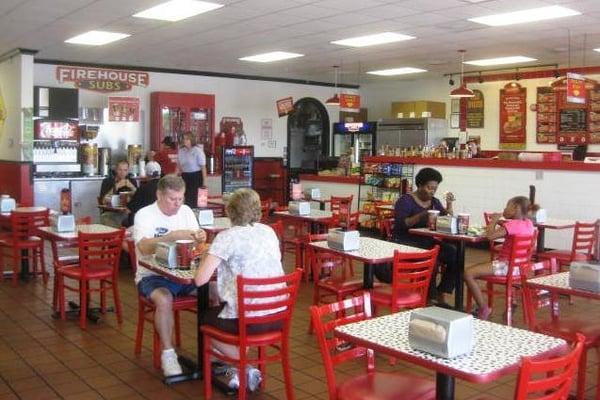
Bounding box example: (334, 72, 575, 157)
(450, 50, 475, 98)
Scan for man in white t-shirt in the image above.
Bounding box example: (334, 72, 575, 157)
(133, 174, 206, 377)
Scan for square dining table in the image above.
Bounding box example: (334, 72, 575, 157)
(335, 309, 567, 400)
(527, 271, 600, 301)
(307, 237, 424, 289)
(199, 217, 231, 242)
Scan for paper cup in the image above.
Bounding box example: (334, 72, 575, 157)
(457, 213, 470, 235)
(176, 239, 194, 269)
(427, 210, 440, 230)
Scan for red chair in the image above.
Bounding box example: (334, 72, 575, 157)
(381, 217, 394, 241)
(538, 221, 597, 270)
(276, 205, 310, 280)
(56, 229, 125, 329)
(466, 234, 535, 326)
(371, 246, 439, 315)
(483, 212, 504, 260)
(260, 198, 272, 222)
(329, 195, 353, 228)
(267, 220, 284, 260)
(0, 208, 49, 286)
(127, 239, 197, 369)
(522, 261, 600, 400)
(202, 270, 302, 400)
(310, 292, 435, 400)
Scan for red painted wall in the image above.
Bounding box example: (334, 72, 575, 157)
(0, 161, 33, 206)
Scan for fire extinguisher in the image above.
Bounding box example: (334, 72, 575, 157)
(60, 188, 72, 214)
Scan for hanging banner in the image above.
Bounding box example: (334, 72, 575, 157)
(56, 66, 149, 93)
(466, 89, 484, 128)
(108, 97, 140, 122)
(566, 72, 586, 104)
(499, 82, 527, 149)
(276, 97, 294, 117)
(340, 94, 361, 111)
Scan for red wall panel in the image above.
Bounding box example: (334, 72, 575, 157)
(0, 161, 33, 206)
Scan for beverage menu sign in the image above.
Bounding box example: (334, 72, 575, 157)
(536, 87, 557, 144)
(499, 82, 526, 149)
(566, 72, 586, 104)
(589, 89, 600, 143)
(466, 89, 484, 128)
(108, 96, 140, 122)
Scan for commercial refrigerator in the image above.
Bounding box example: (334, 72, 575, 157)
(222, 146, 254, 193)
(376, 118, 447, 150)
(332, 121, 377, 163)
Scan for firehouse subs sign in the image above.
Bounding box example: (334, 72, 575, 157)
(56, 66, 150, 93)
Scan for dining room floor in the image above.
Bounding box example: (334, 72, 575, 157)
(0, 245, 597, 400)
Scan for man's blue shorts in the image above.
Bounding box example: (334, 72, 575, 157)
(137, 275, 197, 299)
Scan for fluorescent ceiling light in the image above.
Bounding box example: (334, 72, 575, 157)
(65, 31, 130, 45)
(469, 6, 580, 26)
(594, 48, 600, 53)
(331, 32, 415, 47)
(239, 51, 304, 63)
(367, 67, 427, 76)
(133, 0, 223, 22)
(464, 56, 537, 66)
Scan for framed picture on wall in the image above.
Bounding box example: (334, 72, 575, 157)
(450, 113, 460, 129)
(451, 99, 460, 114)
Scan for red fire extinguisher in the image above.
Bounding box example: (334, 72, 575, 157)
(60, 188, 72, 214)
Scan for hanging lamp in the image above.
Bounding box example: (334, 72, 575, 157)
(450, 50, 475, 98)
(325, 66, 341, 106)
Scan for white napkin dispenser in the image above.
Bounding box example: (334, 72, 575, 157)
(0, 195, 16, 213)
(155, 242, 177, 269)
(409, 307, 474, 359)
(197, 209, 214, 226)
(569, 261, 600, 293)
(436, 216, 458, 235)
(55, 214, 75, 232)
(288, 201, 311, 216)
(305, 188, 321, 200)
(327, 228, 360, 251)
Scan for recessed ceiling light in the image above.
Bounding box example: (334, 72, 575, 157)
(469, 5, 580, 26)
(366, 67, 427, 76)
(239, 51, 304, 63)
(331, 32, 415, 48)
(65, 30, 130, 45)
(133, 0, 223, 22)
(464, 56, 537, 66)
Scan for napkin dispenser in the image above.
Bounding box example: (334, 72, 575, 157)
(55, 214, 75, 232)
(305, 188, 321, 200)
(327, 228, 360, 251)
(0, 195, 16, 213)
(569, 261, 600, 293)
(155, 242, 177, 269)
(288, 201, 311, 216)
(197, 209, 214, 226)
(436, 216, 458, 235)
(408, 307, 474, 359)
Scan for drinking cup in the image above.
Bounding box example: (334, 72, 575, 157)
(119, 192, 130, 206)
(427, 210, 440, 230)
(457, 213, 470, 235)
(176, 239, 194, 270)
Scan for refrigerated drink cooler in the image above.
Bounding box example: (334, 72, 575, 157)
(332, 121, 377, 163)
(222, 146, 254, 193)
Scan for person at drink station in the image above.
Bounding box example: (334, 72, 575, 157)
(194, 188, 284, 392)
(133, 175, 207, 377)
(464, 196, 535, 320)
(99, 159, 137, 227)
(380, 167, 457, 306)
(177, 131, 207, 208)
(154, 136, 178, 175)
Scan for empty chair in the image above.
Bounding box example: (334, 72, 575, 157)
(538, 221, 598, 270)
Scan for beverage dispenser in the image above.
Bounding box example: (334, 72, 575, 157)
(98, 148, 111, 176)
(80, 143, 98, 176)
(127, 145, 143, 176)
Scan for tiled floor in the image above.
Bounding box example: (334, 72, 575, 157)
(0, 245, 597, 399)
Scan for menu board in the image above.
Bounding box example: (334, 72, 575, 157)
(535, 87, 557, 143)
(499, 82, 526, 149)
(466, 90, 484, 128)
(589, 89, 600, 144)
(559, 109, 587, 132)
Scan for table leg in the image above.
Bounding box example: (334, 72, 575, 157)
(454, 241, 466, 311)
(537, 227, 546, 254)
(436, 373, 455, 400)
(363, 263, 374, 289)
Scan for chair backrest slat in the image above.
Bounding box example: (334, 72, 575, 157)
(78, 229, 125, 274)
(570, 221, 597, 260)
(10, 209, 49, 240)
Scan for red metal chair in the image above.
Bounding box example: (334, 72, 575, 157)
(201, 270, 302, 400)
(381, 217, 394, 241)
(522, 260, 600, 400)
(0, 208, 49, 286)
(538, 221, 597, 270)
(329, 195, 353, 229)
(276, 205, 310, 280)
(260, 198, 272, 222)
(483, 212, 504, 260)
(310, 292, 435, 400)
(267, 220, 284, 260)
(127, 239, 197, 369)
(466, 234, 535, 326)
(371, 246, 439, 315)
(56, 229, 125, 329)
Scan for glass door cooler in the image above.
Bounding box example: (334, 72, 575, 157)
(332, 121, 377, 163)
(222, 146, 254, 193)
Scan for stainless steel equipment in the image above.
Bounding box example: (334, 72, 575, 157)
(98, 148, 111, 176)
(327, 228, 360, 251)
(155, 242, 177, 269)
(376, 118, 447, 149)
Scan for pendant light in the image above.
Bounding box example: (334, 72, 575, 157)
(325, 66, 340, 106)
(450, 50, 475, 98)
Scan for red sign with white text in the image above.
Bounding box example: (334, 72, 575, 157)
(56, 66, 149, 93)
(566, 72, 586, 104)
(499, 82, 527, 149)
(340, 94, 361, 110)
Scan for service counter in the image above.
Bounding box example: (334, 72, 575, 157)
(298, 174, 361, 212)
(367, 156, 600, 250)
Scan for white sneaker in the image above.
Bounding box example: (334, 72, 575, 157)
(161, 349, 183, 377)
(226, 367, 240, 389)
(225, 366, 262, 392)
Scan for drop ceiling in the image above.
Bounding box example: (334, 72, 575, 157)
(2, 0, 600, 84)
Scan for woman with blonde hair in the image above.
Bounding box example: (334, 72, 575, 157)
(194, 188, 283, 392)
(177, 131, 207, 208)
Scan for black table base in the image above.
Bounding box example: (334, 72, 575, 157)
(51, 301, 113, 323)
(436, 373, 455, 400)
